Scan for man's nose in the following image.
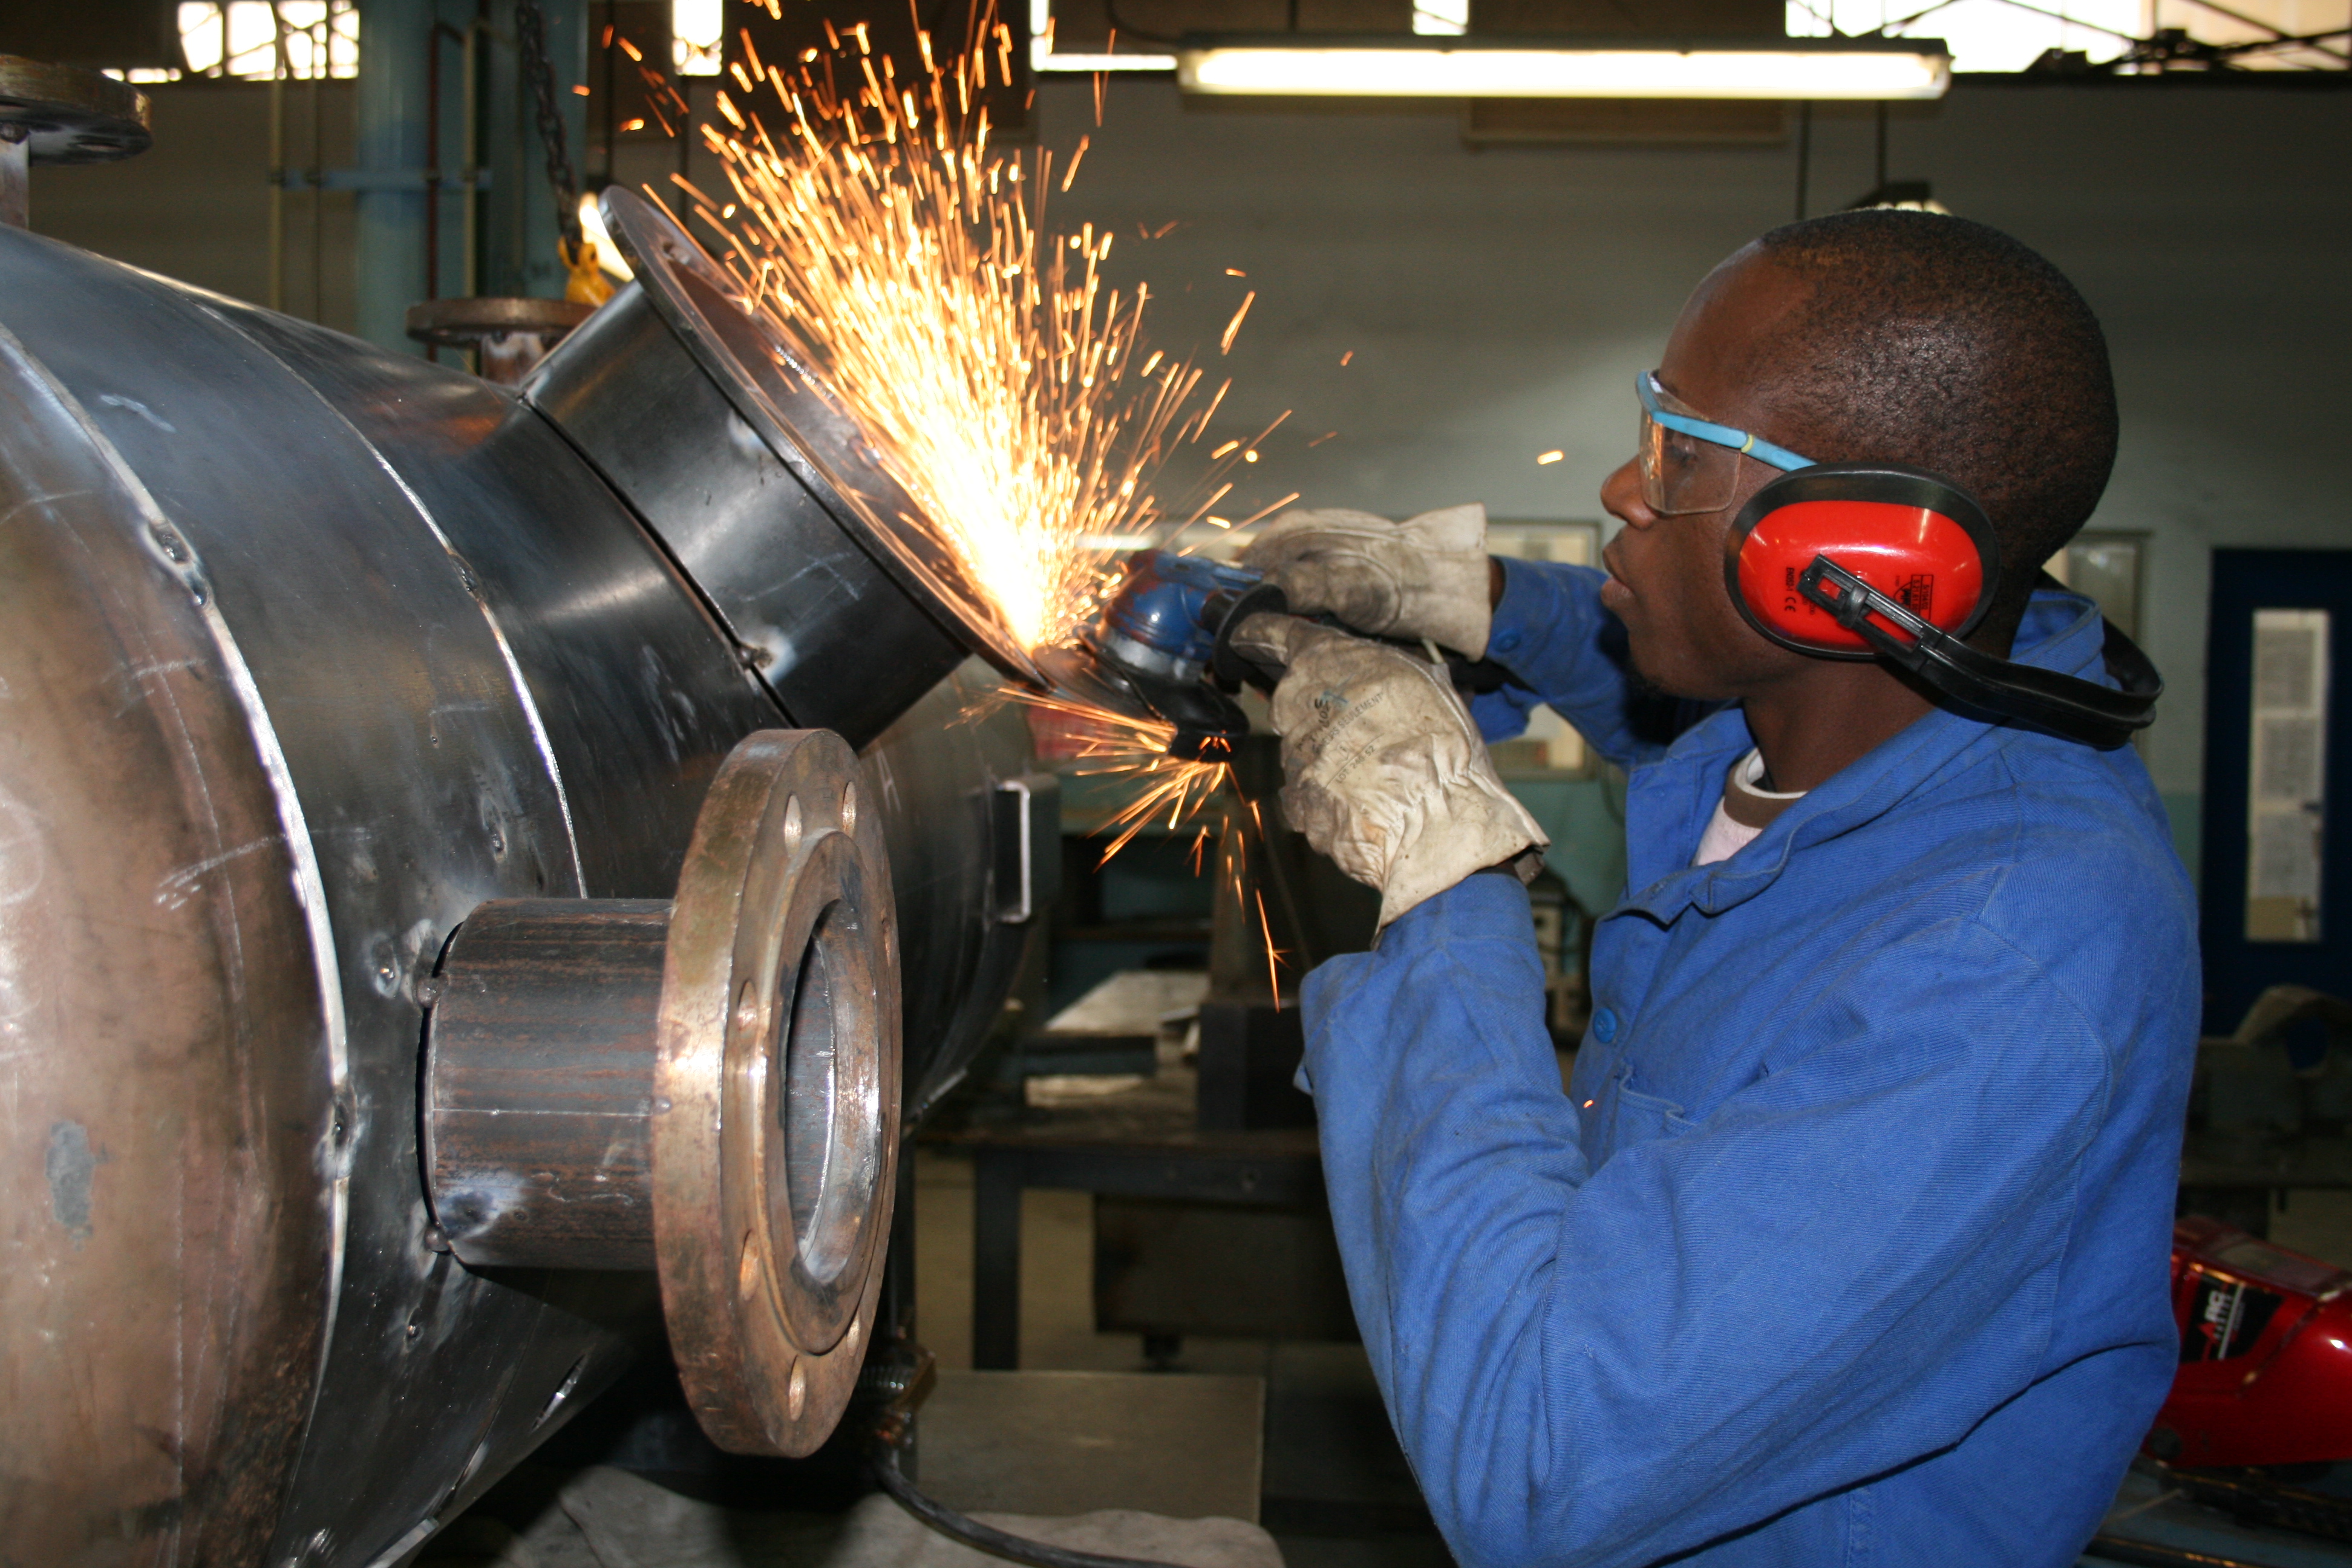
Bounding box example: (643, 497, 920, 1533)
(1601, 459, 1656, 531)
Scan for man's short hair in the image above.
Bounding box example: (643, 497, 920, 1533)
(1748, 211, 2117, 624)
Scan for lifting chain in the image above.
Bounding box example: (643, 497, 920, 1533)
(512, 0, 581, 250)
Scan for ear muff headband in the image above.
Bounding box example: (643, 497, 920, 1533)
(1725, 463, 2162, 751)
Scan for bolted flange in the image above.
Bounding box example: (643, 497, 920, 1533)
(653, 728, 900, 1456)
(421, 728, 901, 1457)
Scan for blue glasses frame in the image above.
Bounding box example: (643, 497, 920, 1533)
(1637, 371, 1814, 473)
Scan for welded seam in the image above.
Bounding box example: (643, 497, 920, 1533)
(349, 442, 587, 897)
(202, 311, 587, 897)
(0, 319, 358, 1451)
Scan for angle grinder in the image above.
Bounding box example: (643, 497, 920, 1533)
(1039, 549, 1509, 760)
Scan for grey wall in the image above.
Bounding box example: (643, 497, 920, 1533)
(33, 82, 359, 335)
(1030, 79, 2352, 881)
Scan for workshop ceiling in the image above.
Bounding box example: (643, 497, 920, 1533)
(0, 0, 180, 70)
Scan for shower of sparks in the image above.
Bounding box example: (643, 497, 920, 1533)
(1007, 689, 1230, 860)
(999, 686, 1292, 1004)
(636, 13, 1309, 997)
(674, 7, 1255, 652)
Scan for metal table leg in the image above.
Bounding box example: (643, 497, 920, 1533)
(972, 1148, 1024, 1370)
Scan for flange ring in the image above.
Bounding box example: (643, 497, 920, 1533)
(654, 730, 901, 1456)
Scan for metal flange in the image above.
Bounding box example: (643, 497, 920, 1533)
(405, 296, 596, 347)
(654, 728, 902, 1456)
(0, 56, 151, 163)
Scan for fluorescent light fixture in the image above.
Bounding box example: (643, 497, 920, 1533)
(1176, 41, 1951, 98)
(1036, 50, 1181, 70)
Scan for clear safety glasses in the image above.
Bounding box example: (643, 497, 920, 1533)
(1636, 370, 1813, 516)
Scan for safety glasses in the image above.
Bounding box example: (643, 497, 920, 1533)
(1636, 370, 1813, 516)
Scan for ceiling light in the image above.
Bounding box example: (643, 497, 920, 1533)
(1175, 39, 1951, 99)
(1036, 50, 1181, 71)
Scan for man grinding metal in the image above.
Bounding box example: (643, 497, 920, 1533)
(1226, 210, 2198, 1566)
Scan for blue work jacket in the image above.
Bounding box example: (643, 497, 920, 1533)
(1299, 558, 2200, 1568)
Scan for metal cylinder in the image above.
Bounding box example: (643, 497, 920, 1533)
(525, 189, 1042, 748)
(0, 187, 1046, 1559)
(528, 281, 968, 745)
(423, 900, 670, 1270)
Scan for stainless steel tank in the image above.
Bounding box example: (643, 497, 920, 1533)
(0, 189, 1048, 1564)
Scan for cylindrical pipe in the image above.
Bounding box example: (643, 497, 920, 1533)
(423, 898, 671, 1269)
(267, 53, 284, 309)
(463, 21, 480, 299)
(355, 0, 434, 351)
(526, 283, 971, 744)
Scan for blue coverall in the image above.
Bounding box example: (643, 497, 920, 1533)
(1299, 559, 2200, 1568)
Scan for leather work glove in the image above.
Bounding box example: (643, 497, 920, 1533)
(1230, 614, 1547, 930)
(1239, 503, 1495, 659)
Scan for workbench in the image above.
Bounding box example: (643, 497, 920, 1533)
(924, 1063, 1324, 1370)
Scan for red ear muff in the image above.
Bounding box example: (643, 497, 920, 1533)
(1725, 464, 1998, 660)
(1719, 461, 2162, 750)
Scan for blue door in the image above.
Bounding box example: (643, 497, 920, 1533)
(2201, 550, 2352, 1033)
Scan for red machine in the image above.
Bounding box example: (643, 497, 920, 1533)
(2150, 1216, 2352, 1468)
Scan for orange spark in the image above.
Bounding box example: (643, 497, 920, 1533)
(1232, 492, 1301, 529)
(1220, 292, 1256, 355)
(1255, 887, 1285, 1007)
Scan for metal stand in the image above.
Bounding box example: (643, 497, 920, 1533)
(950, 1123, 1324, 1370)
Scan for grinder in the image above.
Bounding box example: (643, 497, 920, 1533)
(1033, 549, 1286, 760)
(1045, 547, 1508, 760)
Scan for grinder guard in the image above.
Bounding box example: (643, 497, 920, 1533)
(1061, 547, 1514, 761)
